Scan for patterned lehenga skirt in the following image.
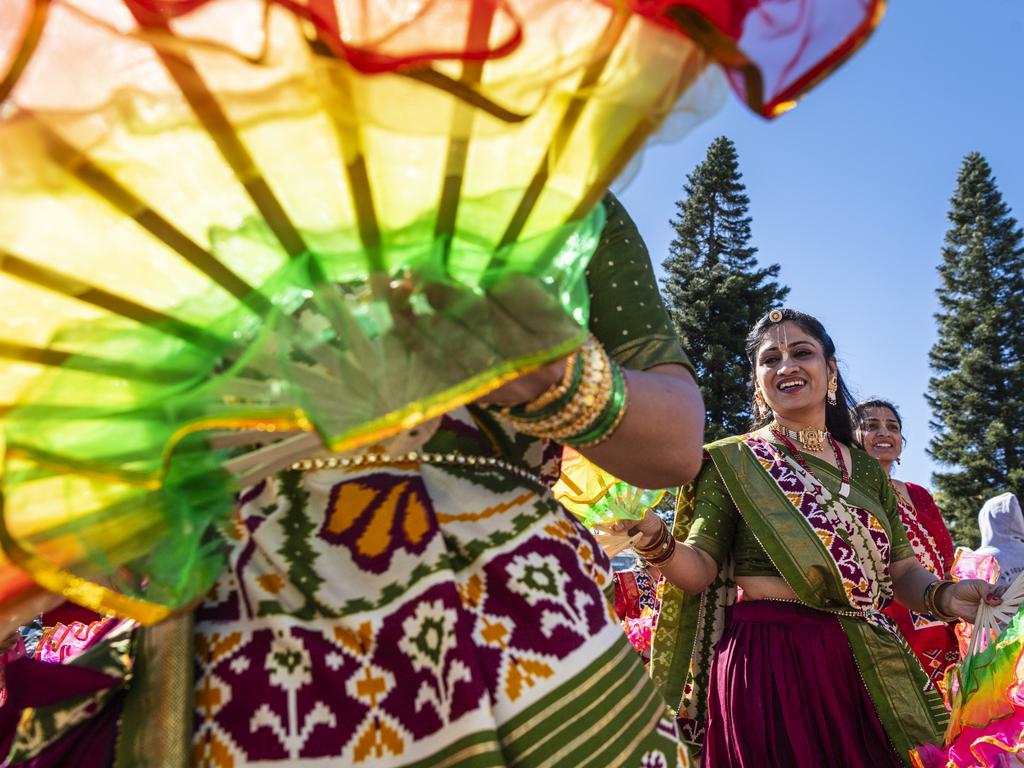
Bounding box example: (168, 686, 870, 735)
(191, 410, 685, 767)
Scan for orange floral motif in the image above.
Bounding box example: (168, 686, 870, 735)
(193, 731, 236, 768)
(196, 670, 229, 720)
(543, 517, 576, 542)
(257, 574, 285, 593)
(352, 719, 405, 763)
(505, 658, 555, 701)
(196, 631, 243, 664)
(457, 574, 485, 610)
(320, 473, 437, 570)
(335, 622, 375, 656)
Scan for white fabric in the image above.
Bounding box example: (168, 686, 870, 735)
(977, 492, 1024, 588)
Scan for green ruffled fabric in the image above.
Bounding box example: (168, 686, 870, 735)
(1, 207, 604, 617)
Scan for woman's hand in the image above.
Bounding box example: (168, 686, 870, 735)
(474, 358, 567, 407)
(942, 579, 1003, 623)
(607, 508, 718, 594)
(606, 508, 665, 549)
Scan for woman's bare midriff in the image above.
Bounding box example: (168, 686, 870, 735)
(736, 575, 799, 601)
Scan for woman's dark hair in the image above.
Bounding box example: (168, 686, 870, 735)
(744, 308, 857, 446)
(852, 399, 905, 449)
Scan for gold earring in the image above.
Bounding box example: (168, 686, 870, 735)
(754, 388, 769, 419)
(827, 376, 838, 406)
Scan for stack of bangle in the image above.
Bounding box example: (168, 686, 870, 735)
(497, 334, 629, 449)
(923, 578, 958, 622)
(633, 520, 676, 567)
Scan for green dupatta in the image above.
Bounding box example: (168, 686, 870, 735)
(650, 435, 948, 766)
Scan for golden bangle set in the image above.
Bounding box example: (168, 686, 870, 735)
(634, 519, 676, 566)
(498, 335, 629, 448)
(923, 578, 958, 622)
(522, 350, 579, 414)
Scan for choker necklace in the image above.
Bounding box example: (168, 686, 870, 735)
(771, 420, 828, 452)
(771, 425, 851, 499)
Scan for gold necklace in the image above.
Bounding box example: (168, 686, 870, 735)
(771, 420, 828, 452)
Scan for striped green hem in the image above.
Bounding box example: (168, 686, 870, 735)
(500, 638, 676, 767)
(398, 731, 506, 768)
(397, 638, 677, 768)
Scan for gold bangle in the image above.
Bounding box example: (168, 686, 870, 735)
(571, 367, 629, 449)
(644, 536, 677, 567)
(522, 348, 579, 414)
(634, 520, 669, 555)
(932, 580, 959, 622)
(502, 336, 614, 440)
(502, 340, 601, 432)
(923, 578, 958, 622)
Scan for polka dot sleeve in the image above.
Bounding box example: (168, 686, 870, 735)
(586, 193, 695, 376)
(682, 463, 736, 566)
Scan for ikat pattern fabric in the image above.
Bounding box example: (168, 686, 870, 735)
(192, 407, 686, 767)
(744, 435, 893, 612)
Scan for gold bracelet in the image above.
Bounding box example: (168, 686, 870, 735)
(923, 578, 958, 622)
(634, 519, 669, 555)
(501, 339, 602, 432)
(522, 349, 579, 414)
(501, 336, 614, 440)
(644, 536, 677, 567)
(571, 368, 629, 449)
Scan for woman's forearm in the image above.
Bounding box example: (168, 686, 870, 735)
(654, 541, 719, 594)
(891, 557, 935, 612)
(580, 364, 705, 488)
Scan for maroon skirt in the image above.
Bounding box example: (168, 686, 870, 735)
(703, 600, 904, 768)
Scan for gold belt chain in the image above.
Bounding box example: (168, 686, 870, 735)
(289, 451, 545, 487)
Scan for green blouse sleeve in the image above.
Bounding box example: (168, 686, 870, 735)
(681, 462, 737, 566)
(587, 193, 695, 375)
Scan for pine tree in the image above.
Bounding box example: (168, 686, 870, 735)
(661, 136, 788, 441)
(927, 152, 1024, 547)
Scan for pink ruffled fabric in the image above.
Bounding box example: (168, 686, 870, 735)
(33, 616, 118, 664)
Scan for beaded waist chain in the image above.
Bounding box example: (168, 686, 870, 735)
(288, 450, 546, 487)
(752, 596, 885, 621)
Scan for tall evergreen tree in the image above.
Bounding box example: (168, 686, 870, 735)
(661, 136, 788, 441)
(927, 152, 1024, 547)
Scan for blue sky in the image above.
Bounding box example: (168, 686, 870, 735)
(618, 1, 1024, 491)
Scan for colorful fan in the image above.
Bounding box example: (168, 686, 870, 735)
(552, 447, 667, 555)
(911, 572, 1024, 768)
(951, 548, 1002, 659)
(0, 0, 886, 625)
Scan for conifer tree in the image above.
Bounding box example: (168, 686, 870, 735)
(661, 136, 788, 441)
(928, 152, 1024, 547)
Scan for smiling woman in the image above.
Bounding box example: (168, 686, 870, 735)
(636, 309, 1000, 767)
(854, 399, 959, 691)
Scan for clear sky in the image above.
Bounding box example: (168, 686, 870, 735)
(617, 1, 1024, 491)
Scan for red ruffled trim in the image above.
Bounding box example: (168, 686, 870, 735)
(5, 1, 883, 113)
(607, 0, 886, 118)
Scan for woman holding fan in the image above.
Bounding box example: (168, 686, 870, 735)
(631, 309, 999, 767)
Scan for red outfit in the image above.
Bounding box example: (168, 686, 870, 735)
(613, 566, 660, 620)
(882, 481, 959, 689)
